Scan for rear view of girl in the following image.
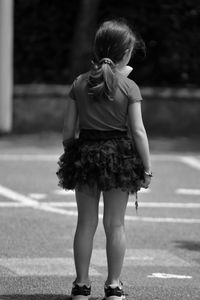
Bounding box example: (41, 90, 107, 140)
(57, 19, 152, 300)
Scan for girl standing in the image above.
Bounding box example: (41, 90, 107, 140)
(57, 19, 152, 300)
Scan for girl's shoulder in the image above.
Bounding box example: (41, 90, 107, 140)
(74, 71, 90, 84)
(117, 72, 140, 89)
(70, 72, 90, 92)
(117, 72, 141, 99)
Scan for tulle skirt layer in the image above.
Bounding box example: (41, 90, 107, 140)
(56, 129, 144, 194)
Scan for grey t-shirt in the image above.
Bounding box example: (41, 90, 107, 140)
(69, 71, 142, 131)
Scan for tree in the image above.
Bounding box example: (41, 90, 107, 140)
(68, 0, 101, 81)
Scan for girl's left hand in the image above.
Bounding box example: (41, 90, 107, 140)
(141, 173, 152, 189)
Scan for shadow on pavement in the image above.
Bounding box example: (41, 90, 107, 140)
(0, 296, 100, 300)
(174, 240, 200, 251)
(0, 296, 70, 300)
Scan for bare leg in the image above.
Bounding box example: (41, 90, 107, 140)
(73, 185, 101, 285)
(103, 188, 129, 286)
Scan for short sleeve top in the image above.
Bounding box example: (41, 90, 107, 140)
(68, 71, 142, 131)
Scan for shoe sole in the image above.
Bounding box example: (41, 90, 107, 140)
(72, 296, 90, 300)
(105, 297, 124, 300)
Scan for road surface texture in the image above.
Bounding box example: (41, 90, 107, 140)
(0, 133, 199, 300)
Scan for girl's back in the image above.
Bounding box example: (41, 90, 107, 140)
(69, 70, 142, 132)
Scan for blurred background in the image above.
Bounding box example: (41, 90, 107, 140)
(1, 3, 200, 299)
(0, 0, 200, 138)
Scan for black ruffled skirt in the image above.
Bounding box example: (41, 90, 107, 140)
(56, 129, 144, 195)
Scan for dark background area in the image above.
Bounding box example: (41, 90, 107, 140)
(14, 0, 200, 87)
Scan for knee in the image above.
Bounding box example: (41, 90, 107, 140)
(103, 218, 125, 236)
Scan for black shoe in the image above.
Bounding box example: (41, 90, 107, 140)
(104, 281, 125, 300)
(71, 281, 91, 300)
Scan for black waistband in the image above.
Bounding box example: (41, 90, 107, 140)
(79, 129, 128, 141)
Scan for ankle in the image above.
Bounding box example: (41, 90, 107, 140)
(74, 278, 91, 287)
(105, 279, 121, 287)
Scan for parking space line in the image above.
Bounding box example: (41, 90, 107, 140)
(1, 184, 200, 223)
(0, 184, 77, 216)
(0, 257, 100, 276)
(0, 249, 191, 277)
(45, 201, 200, 208)
(179, 156, 200, 170)
(28, 193, 47, 200)
(0, 154, 58, 161)
(1, 200, 200, 209)
(53, 188, 150, 196)
(176, 188, 200, 196)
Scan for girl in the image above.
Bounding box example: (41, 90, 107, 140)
(57, 19, 152, 300)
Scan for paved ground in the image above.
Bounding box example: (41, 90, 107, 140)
(0, 133, 200, 300)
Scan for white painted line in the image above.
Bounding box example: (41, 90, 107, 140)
(0, 184, 77, 216)
(0, 202, 25, 207)
(180, 156, 200, 170)
(91, 249, 191, 267)
(0, 185, 200, 223)
(28, 193, 47, 200)
(0, 154, 199, 168)
(151, 154, 181, 161)
(45, 201, 200, 208)
(176, 188, 200, 196)
(0, 185, 39, 206)
(1, 186, 200, 223)
(0, 153, 182, 161)
(148, 273, 192, 279)
(139, 202, 200, 208)
(1, 201, 200, 210)
(0, 257, 100, 276)
(53, 188, 150, 196)
(124, 216, 200, 224)
(0, 154, 58, 161)
(0, 249, 188, 276)
(54, 189, 75, 196)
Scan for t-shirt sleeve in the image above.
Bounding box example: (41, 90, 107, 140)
(128, 81, 143, 104)
(68, 77, 79, 100)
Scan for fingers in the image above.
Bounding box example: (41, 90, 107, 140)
(141, 176, 152, 189)
(141, 181, 149, 189)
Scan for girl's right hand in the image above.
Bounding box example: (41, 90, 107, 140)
(141, 172, 152, 189)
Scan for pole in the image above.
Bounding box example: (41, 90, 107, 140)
(0, 0, 13, 133)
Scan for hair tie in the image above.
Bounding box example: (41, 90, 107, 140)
(99, 58, 114, 66)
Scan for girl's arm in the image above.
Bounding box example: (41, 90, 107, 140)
(128, 101, 151, 173)
(62, 97, 78, 147)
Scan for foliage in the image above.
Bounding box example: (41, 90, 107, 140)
(14, 0, 200, 86)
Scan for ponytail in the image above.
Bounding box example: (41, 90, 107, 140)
(88, 58, 117, 101)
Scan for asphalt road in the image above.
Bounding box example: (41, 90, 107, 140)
(0, 133, 200, 300)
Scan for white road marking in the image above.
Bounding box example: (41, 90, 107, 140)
(54, 189, 75, 195)
(0, 153, 199, 165)
(28, 193, 47, 200)
(124, 216, 200, 224)
(0, 154, 60, 161)
(0, 185, 39, 206)
(1, 185, 200, 223)
(0, 249, 191, 277)
(0, 184, 77, 216)
(176, 188, 200, 196)
(0, 257, 100, 276)
(179, 156, 200, 170)
(0, 154, 58, 161)
(1, 200, 200, 209)
(53, 188, 150, 195)
(0, 153, 180, 161)
(148, 273, 192, 279)
(45, 201, 200, 208)
(91, 249, 190, 267)
(0, 202, 26, 207)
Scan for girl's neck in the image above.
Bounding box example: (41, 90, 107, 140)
(117, 65, 133, 77)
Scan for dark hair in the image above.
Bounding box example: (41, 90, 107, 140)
(88, 19, 137, 101)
